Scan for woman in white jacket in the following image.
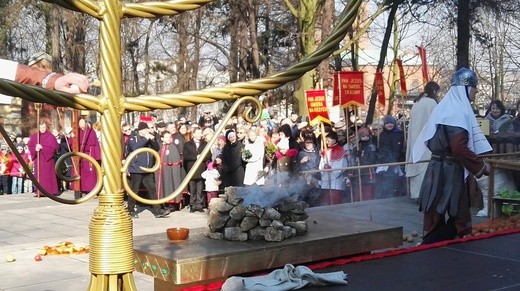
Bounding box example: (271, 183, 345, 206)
(243, 129, 265, 185)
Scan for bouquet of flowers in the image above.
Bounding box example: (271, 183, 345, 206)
(264, 141, 277, 161)
(241, 148, 252, 160)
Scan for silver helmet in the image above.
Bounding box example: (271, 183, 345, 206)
(451, 68, 478, 86)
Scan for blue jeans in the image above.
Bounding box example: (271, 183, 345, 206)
(12, 176, 24, 194)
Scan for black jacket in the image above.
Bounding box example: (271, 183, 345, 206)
(183, 140, 209, 180)
(127, 135, 160, 173)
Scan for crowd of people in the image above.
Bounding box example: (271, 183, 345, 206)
(2, 85, 520, 217)
(2, 55, 520, 244)
(114, 108, 412, 217)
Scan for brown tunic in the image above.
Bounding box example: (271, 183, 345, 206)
(420, 125, 486, 239)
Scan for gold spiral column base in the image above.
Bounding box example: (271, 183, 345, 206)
(87, 193, 135, 290)
(87, 273, 137, 291)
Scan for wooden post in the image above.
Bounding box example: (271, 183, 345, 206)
(34, 103, 42, 198)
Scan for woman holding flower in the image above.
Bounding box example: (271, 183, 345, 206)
(242, 128, 265, 185)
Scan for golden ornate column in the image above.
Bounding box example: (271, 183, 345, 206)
(0, 0, 363, 289)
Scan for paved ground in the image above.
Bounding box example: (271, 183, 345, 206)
(0, 191, 487, 291)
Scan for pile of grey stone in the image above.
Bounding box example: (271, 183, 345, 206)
(204, 186, 309, 242)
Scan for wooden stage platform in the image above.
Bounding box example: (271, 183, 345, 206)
(133, 209, 403, 290)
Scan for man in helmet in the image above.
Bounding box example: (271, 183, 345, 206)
(411, 68, 492, 244)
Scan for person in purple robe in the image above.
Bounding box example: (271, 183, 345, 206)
(78, 118, 101, 194)
(28, 121, 59, 196)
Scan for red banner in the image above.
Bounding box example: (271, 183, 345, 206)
(305, 89, 330, 125)
(339, 71, 364, 108)
(418, 46, 429, 85)
(396, 59, 407, 97)
(375, 72, 385, 107)
(332, 72, 340, 106)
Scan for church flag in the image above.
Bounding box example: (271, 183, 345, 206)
(375, 72, 385, 107)
(305, 89, 330, 125)
(339, 71, 364, 108)
(418, 46, 429, 84)
(396, 59, 407, 97)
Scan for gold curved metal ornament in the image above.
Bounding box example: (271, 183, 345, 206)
(55, 152, 104, 202)
(0, 124, 102, 204)
(122, 96, 261, 205)
(0, 0, 363, 290)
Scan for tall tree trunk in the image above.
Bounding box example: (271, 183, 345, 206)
(456, 0, 470, 69)
(51, 7, 61, 71)
(143, 20, 156, 94)
(64, 11, 86, 73)
(366, 2, 398, 125)
(263, 0, 272, 75)
(247, 0, 260, 79)
(228, 0, 241, 83)
(176, 13, 190, 118)
(190, 9, 203, 119)
(317, 0, 334, 88)
(285, 0, 325, 116)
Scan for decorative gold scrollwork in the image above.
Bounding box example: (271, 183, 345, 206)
(0, 125, 103, 204)
(241, 97, 262, 124)
(121, 96, 262, 205)
(55, 152, 104, 202)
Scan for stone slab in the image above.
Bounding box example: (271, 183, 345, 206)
(133, 209, 403, 289)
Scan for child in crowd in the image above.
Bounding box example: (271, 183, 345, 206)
(273, 138, 299, 186)
(201, 161, 221, 206)
(10, 143, 30, 194)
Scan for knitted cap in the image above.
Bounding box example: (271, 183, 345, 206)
(137, 122, 149, 131)
(383, 115, 396, 125)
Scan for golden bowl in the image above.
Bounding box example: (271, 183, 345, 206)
(166, 227, 189, 242)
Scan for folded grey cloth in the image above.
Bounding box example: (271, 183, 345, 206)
(221, 264, 348, 291)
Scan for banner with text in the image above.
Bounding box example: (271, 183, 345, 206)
(375, 72, 385, 107)
(305, 89, 330, 125)
(339, 71, 364, 108)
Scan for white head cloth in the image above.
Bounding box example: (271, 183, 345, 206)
(412, 86, 491, 177)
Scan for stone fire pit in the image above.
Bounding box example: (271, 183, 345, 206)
(204, 186, 309, 242)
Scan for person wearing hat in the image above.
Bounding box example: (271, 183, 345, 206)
(318, 131, 348, 205)
(297, 135, 320, 206)
(27, 52, 52, 69)
(412, 68, 491, 244)
(375, 115, 405, 199)
(353, 126, 377, 201)
(272, 137, 298, 186)
(126, 121, 169, 218)
(201, 161, 221, 207)
(220, 129, 246, 188)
